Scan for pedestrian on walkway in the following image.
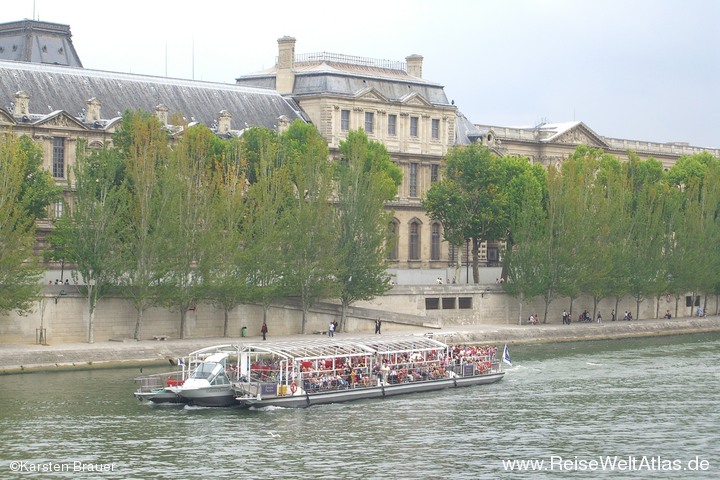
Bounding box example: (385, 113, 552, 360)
(328, 321, 335, 337)
(375, 318, 382, 334)
(261, 322, 268, 340)
(597, 312, 602, 323)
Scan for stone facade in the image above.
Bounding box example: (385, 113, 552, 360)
(236, 38, 461, 270)
(474, 121, 720, 171)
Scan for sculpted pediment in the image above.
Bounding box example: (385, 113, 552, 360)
(554, 123, 607, 148)
(35, 111, 88, 130)
(355, 87, 389, 103)
(399, 92, 432, 107)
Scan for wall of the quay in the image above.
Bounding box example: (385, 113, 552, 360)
(1, 284, 705, 345)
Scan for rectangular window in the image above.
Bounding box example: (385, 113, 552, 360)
(431, 118, 440, 139)
(388, 114, 397, 135)
(410, 116, 419, 137)
(409, 162, 418, 197)
(431, 164, 439, 183)
(52, 137, 65, 178)
(364, 112, 374, 133)
(442, 297, 456, 309)
(425, 298, 440, 310)
(54, 201, 63, 219)
(341, 109, 350, 131)
(458, 297, 473, 309)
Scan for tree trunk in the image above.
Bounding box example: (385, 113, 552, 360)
(180, 308, 187, 339)
(263, 303, 269, 325)
(340, 301, 348, 332)
(472, 238, 480, 284)
(223, 308, 230, 337)
(133, 307, 144, 340)
(301, 307, 308, 334)
(517, 293, 524, 326)
(87, 304, 95, 344)
(87, 285, 95, 344)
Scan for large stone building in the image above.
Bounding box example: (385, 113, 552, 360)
(1, 20, 718, 282)
(234, 37, 484, 279)
(0, 20, 304, 261)
(233, 37, 718, 282)
(472, 120, 719, 171)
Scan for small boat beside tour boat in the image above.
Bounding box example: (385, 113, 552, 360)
(231, 335, 504, 408)
(133, 344, 241, 406)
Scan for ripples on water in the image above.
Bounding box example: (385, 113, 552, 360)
(0, 333, 718, 479)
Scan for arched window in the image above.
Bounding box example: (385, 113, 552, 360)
(387, 219, 399, 260)
(431, 223, 441, 260)
(409, 220, 421, 260)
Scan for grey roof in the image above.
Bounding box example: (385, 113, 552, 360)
(0, 59, 305, 131)
(0, 20, 83, 67)
(455, 111, 487, 145)
(236, 60, 451, 106)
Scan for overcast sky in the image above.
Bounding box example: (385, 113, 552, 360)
(5, 0, 719, 148)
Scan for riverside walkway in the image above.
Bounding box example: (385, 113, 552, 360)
(2, 315, 719, 374)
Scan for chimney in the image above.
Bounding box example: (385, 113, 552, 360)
(277, 115, 291, 133)
(85, 97, 101, 122)
(155, 104, 168, 125)
(276, 36, 296, 95)
(406, 54, 423, 78)
(14, 91, 29, 116)
(218, 110, 232, 134)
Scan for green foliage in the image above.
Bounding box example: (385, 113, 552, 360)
(0, 134, 43, 314)
(114, 111, 171, 339)
(278, 122, 338, 333)
(424, 144, 533, 283)
(335, 130, 397, 326)
(49, 143, 127, 342)
(15, 136, 63, 219)
(243, 126, 280, 184)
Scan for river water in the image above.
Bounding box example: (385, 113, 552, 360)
(1, 333, 718, 479)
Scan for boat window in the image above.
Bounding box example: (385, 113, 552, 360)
(191, 362, 218, 380)
(210, 371, 230, 386)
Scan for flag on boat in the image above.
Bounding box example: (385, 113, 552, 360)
(502, 344, 512, 366)
(178, 358, 185, 366)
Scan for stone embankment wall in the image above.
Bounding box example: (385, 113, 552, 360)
(0, 284, 712, 344)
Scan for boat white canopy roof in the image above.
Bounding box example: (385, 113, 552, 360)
(240, 335, 449, 362)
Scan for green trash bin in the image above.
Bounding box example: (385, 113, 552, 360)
(241, 326, 247, 337)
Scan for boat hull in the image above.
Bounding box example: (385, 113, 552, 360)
(176, 386, 238, 407)
(134, 389, 186, 404)
(235, 372, 504, 408)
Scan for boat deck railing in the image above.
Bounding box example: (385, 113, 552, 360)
(134, 370, 185, 392)
(235, 355, 501, 398)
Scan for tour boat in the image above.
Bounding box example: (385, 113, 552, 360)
(231, 335, 504, 409)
